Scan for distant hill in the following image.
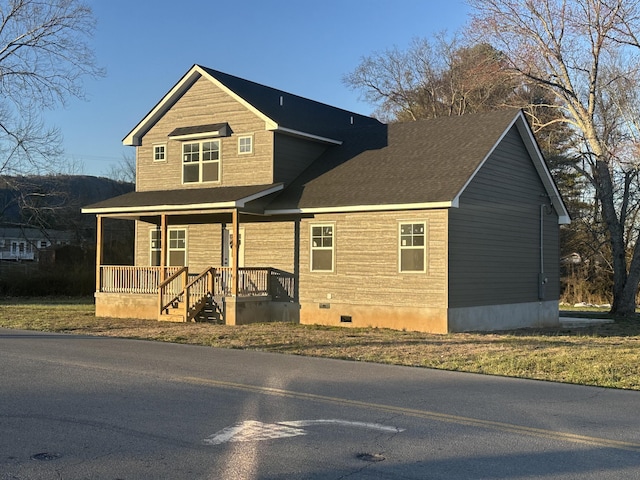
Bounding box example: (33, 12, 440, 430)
(0, 175, 134, 230)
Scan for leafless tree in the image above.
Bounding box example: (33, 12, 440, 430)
(105, 152, 136, 185)
(468, 0, 640, 315)
(0, 0, 103, 225)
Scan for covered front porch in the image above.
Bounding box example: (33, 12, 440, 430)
(94, 264, 295, 324)
(83, 183, 298, 325)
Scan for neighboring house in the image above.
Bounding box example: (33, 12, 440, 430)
(82, 64, 570, 333)
(0, 227, 71, 262)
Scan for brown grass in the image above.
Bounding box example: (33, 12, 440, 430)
(1, 298, 640, 390)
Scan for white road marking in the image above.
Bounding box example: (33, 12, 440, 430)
(204, 419, 404, 445)
(279, 419, 405, 433)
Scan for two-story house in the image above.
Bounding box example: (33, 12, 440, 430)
(83, 64, 569, 333)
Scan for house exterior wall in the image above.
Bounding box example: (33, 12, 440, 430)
(273, 134, 329, 185)
(134, 220, 222, 270)
(135, 76, 274, 192)
(297, 210, 449, 333)
(447, 126, 560, 331)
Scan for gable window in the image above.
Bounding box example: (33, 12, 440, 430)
(153, 144, 166, 161)
(149, 228, 187, 266)
(183, 140, 220, 183)
(399, 222, 426, 272)
(238, 135, 253, 154)
(310, 224, 334, 272)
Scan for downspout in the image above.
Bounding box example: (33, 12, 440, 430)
(539, 204, 549, 300)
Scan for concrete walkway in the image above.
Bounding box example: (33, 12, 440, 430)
(559, 317, 614, 328)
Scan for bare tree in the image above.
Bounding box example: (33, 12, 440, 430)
(467, 0, 640, 315)
(0, 0, 103, 226)
(105, 152, 136, 184)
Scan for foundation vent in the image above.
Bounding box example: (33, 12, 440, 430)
(340, 315, 352, 323)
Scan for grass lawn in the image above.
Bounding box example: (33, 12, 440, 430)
(1, 298, 640, 390)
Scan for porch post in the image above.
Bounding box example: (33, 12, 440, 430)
(160, 213, 167, 281)
(95, 215, 104, 292)
(231, 208, 239, 297)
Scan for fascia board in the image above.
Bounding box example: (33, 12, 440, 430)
(451, 110, 571, 225)
(122, 65, 203, 146)
(265, 201, 454, 215)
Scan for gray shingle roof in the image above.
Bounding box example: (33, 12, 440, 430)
(266, 108, 522, 210)
(83, 184, 282, 213)
(199, 66, 382, 139)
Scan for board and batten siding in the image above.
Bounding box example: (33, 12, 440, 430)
(298, 210, 448, 308)
(135, 76, 274, 192)
(273, 134, 329, 185)
(448, 126, 560, 309)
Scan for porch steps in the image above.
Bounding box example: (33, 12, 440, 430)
(159, 294, 223, 323)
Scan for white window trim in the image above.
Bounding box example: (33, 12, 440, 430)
(167, 227, 188, 266)
(181, 139, 221, 184)
(149, 227, 161, 266)
(149, 226, 188, 266)
(238, 135, 253, 155)
(153, 143, 167, 162)
(310, 223, 335, 273)
(398, 221, 427, 273)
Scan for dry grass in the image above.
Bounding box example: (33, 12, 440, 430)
(1, 298, 640, 390)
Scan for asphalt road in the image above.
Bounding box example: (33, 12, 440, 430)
(1, 328, 640, 479)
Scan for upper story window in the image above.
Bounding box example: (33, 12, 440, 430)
(154, 144, 166, 162)
(399, 222, 426, 273)
(238, 135, 253, 154)
(310, 224, 334, 272)
(182, 140, 220, 183)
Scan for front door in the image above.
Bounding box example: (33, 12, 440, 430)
(222, 227, 245, 268)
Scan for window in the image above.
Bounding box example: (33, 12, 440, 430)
(168, 229, 187, 266)
(149, 228, 187, 266)
(238, 136, 253, 154)
(310, 224, 334, 272)
(150, 228, 161, 266)
(399, 222, 426, 272)
(39, 241, 48, 249)
(153, 144, 166, 161)
(183, 140, 220, 183)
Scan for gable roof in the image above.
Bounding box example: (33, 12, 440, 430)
(265, 109, 570, 224)
(123, 64, 381, 147)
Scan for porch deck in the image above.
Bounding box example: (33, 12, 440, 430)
(96, 265, 296, 323)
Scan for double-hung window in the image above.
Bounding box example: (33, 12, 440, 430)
(149, 228, 187, 266)
(310, 224, 334, 272)
(183, 140, 220, 183)
(399, 222, 426, 272)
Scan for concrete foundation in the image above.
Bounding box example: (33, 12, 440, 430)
(448, 300, 560, 332)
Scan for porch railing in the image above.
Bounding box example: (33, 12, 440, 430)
(100, 266, 182, 294)
(99, 265, 295, 300)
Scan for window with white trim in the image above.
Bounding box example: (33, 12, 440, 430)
(150, 228, 161, 266)
(149, 228, 187, 266)
(183, 139, 220, 183)
(168, 229, 187, 266)
(238, 135, 253, 154)
(399, 222, 426, 272)
(310, 224, 334, 272)
(153, 144, 166, 161)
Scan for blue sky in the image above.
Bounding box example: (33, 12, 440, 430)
(45, 0, 470, 177)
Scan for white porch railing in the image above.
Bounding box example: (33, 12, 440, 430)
(100, 266, 182, 294)
(99, 265, 294, 299)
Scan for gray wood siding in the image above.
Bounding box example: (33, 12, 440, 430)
(273, 134, 328, 185)
(135, 76, 274, 192)
(298, 210, 448, 308)
(448, 127, 561, 308)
